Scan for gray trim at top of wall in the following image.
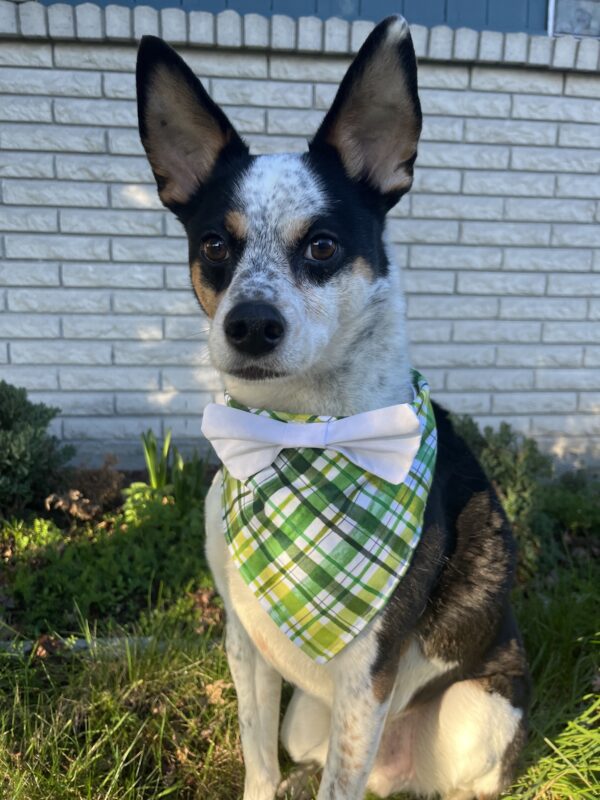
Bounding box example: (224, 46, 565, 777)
(0, 2, 599, 72)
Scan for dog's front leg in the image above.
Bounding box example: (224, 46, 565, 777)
(317, 651, 392, 800)
(226, 611, 282, 800)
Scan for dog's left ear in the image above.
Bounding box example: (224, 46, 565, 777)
(310, 15, 422, 206)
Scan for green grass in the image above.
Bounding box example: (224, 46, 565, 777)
(1, 560, 597, 800)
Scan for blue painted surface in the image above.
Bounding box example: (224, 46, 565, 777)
(37, 0, 549, 34)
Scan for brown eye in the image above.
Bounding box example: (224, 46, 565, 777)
(202, 235, 229, 263)
(305, 236, 337, 261)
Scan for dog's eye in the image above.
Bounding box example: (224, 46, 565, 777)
(202, 235, 229, 263)
(305, 236, 337, 261)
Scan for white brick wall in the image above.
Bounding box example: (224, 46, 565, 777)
(0, 5, 599, 466)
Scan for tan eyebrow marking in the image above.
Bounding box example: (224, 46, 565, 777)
(190, 258, 222, 318)
(352, 256, 375, 282)
(279, 216, 313, 248)
(224, 210, 248, 239)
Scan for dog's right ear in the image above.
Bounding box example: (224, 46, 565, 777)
(136, 36, 248, 211)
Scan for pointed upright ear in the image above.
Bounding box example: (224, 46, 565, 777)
(136, 36, 248, 210)
(310, 16, 422, 205)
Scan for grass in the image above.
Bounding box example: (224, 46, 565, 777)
(1, 559, 597, 800)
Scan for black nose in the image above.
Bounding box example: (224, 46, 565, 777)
(224, 302, 286, 357)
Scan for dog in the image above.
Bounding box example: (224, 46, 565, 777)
(136, 16, 530, 800)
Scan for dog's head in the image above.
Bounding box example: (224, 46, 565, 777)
(136, 16, 421, 402)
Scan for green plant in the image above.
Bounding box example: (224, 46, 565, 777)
(0, 380, 75, 517)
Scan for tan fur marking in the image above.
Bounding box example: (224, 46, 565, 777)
(190, 259, 221, 318)
(352, 256, 376, 282)
(224, 210, 249, 240)
(280, 216, 312, 248)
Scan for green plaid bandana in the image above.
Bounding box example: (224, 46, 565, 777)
(221, 371, 437, 663)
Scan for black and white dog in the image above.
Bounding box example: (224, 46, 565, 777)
(136, 17, 529, 800)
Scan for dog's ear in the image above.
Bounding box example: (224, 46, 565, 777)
(310, 16, 421, 206)
(136, 36, 248, 210)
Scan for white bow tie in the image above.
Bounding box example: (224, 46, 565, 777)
(201, 400, 423, 484)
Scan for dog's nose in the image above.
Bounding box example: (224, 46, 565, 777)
(224, 302, 286, 357)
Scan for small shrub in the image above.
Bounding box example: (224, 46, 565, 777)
(0, 380, 75, 517)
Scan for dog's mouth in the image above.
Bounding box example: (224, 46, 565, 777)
(226, 365, 289, 381)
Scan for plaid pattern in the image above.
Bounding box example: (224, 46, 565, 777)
(221, 371, 437, 664)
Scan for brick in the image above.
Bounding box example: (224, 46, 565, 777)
(412, 169, 462, 194)
(324, 17, 349, 53)
(56, 154, 151, 182)
(0, 0, 17, 35)
(428, 26, 453, 60)
(185, 50, 267, 79)
(411, 195, 502, 220)
(165, 215, 185, 238)
(212, 78, 311, 108)
(552, 224, 600, 248)
(531, 415, 600, 436)
(500, 297, 587, 320)
(0, 96, 52, 122)
(350, 20, 374, 53)
(472, 66, 562, 94)
(5, 234, 109, 261)
(246, 134, 307, 155)
(0, 67, 100, 97)
(410, 245, 502, 270)
(528, 35, 554, 67)
(165, 266, 190, 289)
(461, 222, 550, 247)
(403, 270, 455, 294)
(0, 207, 57, 232)
(297, 16, 322, 52)
(48, 3, 75, 39)
(216, 10, 241, 47)
(499, 346, 583, 368)
(0, 262, 60, 286)
(0, 123, 105, 153)
(406, 320, 452, 343)
(493, 392, 577, 414)
(553, 36, 579, 69)
(227, 106, 266, 133)
(164, 317, 208, 339)
(107, 129, 145, 155)
(418, 64, 469, 90)
(408, 296, 498, 319)
(103, 72, 136, 99)
(0, 314, 60, 338)
(513, 95, 600, 124)
(585, 348, 600, 367)
(503, 32, 528, 64)
(579, 393, 600, 413)
(446, 369, 534, 391)
(133, 6, 158, 39)
(452, 27, 478, 61)
(565, 74, 600, 99)
(463, 170, 555, 197)
(558, 123, 600, 148)
(512, 146, 600, 174)
(0, 42, 50, 68)
(60, 208, 162, 236)
(55, 98, 136, 127)
(270, 54, 348, 82)
(243, 14, 268, 49)
(548, 274, 600, 296)
(453, 320, 541, 343)
(105, 4, 131, 41)
(421, 116, 464, 142)
(544, 322, 600, 343)
(503, 248, 593, 272)
(161, 366, 222, 392)
(62, 263, 163, 288)
(8, 288, 110, 313)
(32, 392, 115, 415)
(60, 367, 159, 391)
(418, 143, 509, 169)
(270, 14, 295, 50)
(64, 417, 162, 440)
(388, 219, 459, 244)
(556, 175, 600, 199)
(506, 198, 595, 222)
(3, 180, 107, 208)
(420, 88, 510, 118)
(590, 300, 600, 320)
(113, 290, 197, 314)
(411, 344, 495, 368)
(116, 391, 210, 415)
(1, 366, 59, 390)
(267, 108, 323, 135)
(114, 342, 207, 366)
(575, 37, 600, 72)
(479, 30, 504, 62)
(54, 43, 135, 71)
(189, 10, 214, 46)
(314, 83, 337, 109)
(457, 270, 546, 295)
(435, 392, 491, 414)
(465, 119, 557, 146)
(110, 234, 187, 263)
(409, 24, 428, 58)
(160, 8, 187, 44)
(63, 315, 163, 339)
(75, 3, 102, 41)
(11, 341, 111, 365)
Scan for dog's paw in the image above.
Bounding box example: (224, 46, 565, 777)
(276, 763, 320, 800)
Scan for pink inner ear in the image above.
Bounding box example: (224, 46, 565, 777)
(143, 65, 230, 206)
